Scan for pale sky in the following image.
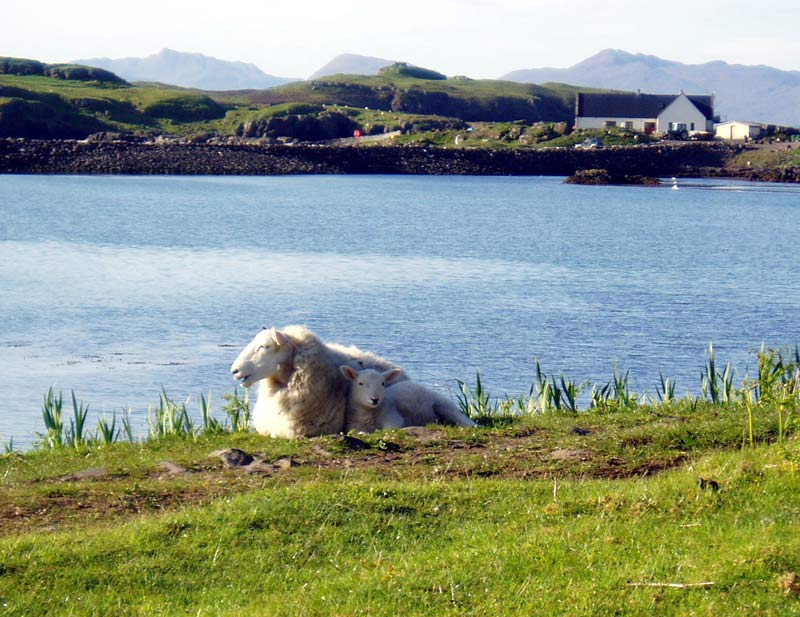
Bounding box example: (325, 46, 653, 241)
(4, 0, 799, 79)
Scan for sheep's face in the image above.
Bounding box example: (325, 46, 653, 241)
(341, 366, 403, 410)
(231, 327, 293, 388)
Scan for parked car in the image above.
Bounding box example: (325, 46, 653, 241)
(575, 137, 603, 149)
(688, 131, 715, 141)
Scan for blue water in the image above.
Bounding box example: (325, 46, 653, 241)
(1, 174, 799, 447)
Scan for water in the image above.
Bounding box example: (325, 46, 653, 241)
(1, 174, 799, 447)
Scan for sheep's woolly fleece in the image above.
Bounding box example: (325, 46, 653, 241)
(250, 325, 405, 438)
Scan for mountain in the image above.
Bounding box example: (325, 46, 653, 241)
(502, 49, 800, 126)
(309, 54, 395, 79)
(74, 48, 296, 91)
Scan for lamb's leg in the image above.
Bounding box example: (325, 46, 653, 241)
(433, 398, 477, 427)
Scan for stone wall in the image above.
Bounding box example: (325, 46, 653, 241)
(0, 139, 734, 177)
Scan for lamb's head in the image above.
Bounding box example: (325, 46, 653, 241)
(231, 327, 294, 388)
(340, 366, 404, 410)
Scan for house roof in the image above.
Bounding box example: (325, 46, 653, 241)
(576, 93, 714, 120)
(715, 120, 762, 128)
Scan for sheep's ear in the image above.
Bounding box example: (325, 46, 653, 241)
(340, 365, 358, 381)
(383, 368, 404, 385)
(272, 329, 290, 347)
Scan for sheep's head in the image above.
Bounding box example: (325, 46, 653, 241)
(340, 366, 404, 410)
(231, 327, 294, 388)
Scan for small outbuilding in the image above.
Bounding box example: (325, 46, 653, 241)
(575, 92, 715, 135)
(714, 121, 763, 141)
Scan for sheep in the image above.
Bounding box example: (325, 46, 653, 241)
(340, 366, 476, 433)
(339, 366, 406, 433)
(230, 325, 406, 438)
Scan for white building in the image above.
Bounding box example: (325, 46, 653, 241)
(575, 92, 715, 135)
(715, 121, 763, 141)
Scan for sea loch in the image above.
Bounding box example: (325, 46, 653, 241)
(1, 174, 799, 446)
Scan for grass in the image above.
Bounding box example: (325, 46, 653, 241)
(0, 413, 798, 615)
(1, 346, 799, 615)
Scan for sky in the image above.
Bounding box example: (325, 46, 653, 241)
(4, 0, 800, 79)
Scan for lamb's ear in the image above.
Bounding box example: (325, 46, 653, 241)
(272, 329, 290, 347)
(340, 365, 359, 381)
(383, 368, 404, 385)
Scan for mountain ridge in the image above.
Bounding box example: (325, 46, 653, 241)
(502, 49, 800, 125)
(74, 48, 297, 91)
(309, 53, 395, 79)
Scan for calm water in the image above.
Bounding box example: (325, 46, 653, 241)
(1, 174, 799, 447)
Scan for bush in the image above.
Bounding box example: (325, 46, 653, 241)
(379, 63, 447, 81)
(143, 95, 226, 122)
(44, 64, 127, 85)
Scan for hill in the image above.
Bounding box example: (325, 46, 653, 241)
(1, 57, 592, 141)
(502, 49, 800, 126)
(252, 63, 582, 124)
(309, 53, 395, 79)
(74, 48, 296, 91)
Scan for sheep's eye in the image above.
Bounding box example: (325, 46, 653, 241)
(358, 382, 363, 386)
(381, 382, 385, 387)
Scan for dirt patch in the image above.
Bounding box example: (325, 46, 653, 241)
(0, 428, 692, 535)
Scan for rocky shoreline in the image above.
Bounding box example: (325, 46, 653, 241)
(0, 138, 743, 177)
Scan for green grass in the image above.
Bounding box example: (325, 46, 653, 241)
(729, 148, 800, 170)
(2, 348, 799, 614)
(0, 421, 798, 615)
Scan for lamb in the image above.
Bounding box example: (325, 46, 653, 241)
(230, 325, 406, 438)
(340, 366, 476, 433)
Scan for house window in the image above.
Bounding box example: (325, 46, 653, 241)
(605, 120, 617, 128)
(690, 122, 695, 131)
(624, 121, 633, 129)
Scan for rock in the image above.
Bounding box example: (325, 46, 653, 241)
(157, 461, 193, 476)
(338, 435, 371, 451)
(548, 448, 593, 462)
(58, 467, 107, 482)
(273, 456, 297, 470)
(209, 448, 255, 468)
(401, 426, 446, 442)
(565, 168, 661, 185)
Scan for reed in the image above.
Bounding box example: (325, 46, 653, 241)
(199, 393, 224, 435)
(222, 387, 251, 432)
(456, 371, 494, 417)
(39, 387, 64, 449)
(148, 388, 195, 440)
(96, 411, 118, 445)
(65, 391, 90, 448)
(656, 372, 677, 404)
(700, 342, 734, 404)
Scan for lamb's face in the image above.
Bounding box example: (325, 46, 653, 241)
(341, 366, 404, 410)
(231, 327, 293, 388)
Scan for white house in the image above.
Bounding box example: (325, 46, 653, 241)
(715, 121, 763, 141)
(575, 92, 715, 135)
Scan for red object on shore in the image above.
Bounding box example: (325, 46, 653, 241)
(354, 130, 361, 139)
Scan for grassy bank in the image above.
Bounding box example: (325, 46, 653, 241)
(1, 348, 799, 615)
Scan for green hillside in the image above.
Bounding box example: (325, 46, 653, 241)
(249, 62, 581, 123)
(1, 57, 626, 146)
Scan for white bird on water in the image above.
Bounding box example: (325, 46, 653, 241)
(671, 177, 679, 190)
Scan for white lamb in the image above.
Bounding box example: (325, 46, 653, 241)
(230, 325, 406, 438)
(340, 366, 476, 433)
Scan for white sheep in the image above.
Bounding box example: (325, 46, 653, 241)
(230, 325, 406, 438)
(340, 366, 476, 433)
